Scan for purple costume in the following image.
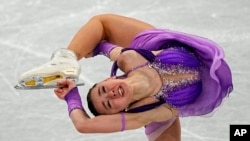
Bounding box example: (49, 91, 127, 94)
(110, 29, 233, 140)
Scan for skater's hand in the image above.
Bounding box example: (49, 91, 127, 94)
(54, 79, 76, 100)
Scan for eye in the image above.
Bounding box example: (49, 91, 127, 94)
(102, 86, 106, 93)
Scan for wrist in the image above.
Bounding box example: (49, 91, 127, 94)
(65, 87, 84, 115)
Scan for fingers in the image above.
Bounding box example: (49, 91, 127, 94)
(54, 79, 76, 100)
(57, 80, 68, 87)
(54, 88, 64, 99)
(56, 79, 76, 88)
(54, 87, 63, 93)
(161, 104, 179, 118)
(65, 79, 76, 88)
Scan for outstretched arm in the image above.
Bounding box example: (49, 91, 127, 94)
(70, 103, 178, 133)
(54, 79, 178, 133)
(67, 14, 154, 60)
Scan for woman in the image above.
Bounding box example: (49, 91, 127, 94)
(18, 14, 233, 141)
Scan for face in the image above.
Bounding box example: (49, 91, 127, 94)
(90, 77, 133, 115)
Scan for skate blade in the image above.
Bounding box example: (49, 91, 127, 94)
(14, 82, 85, 90)
(22, 74, 72, 86)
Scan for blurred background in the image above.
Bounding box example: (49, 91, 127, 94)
(0, 0, 249, 141)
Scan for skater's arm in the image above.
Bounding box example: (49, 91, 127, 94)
(54, 80, 178, 133)
(69, 104, 178, 133)
(69, 109, 149, 133)
(67, 14, 154, 60)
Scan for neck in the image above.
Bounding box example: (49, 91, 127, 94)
(125, 74, 153, 103)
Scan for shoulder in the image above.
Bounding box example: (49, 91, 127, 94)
(116, 48, 163, 73)
(117, 50, 138, 63)
(116, 49, 143, 72)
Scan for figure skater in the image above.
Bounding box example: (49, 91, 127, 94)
(18, 14, 233, 141)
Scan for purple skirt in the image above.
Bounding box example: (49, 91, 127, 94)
(130, 29, 233, 117)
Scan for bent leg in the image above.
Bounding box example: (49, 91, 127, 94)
(155, 118, 181, 141)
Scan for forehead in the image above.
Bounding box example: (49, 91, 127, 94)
(90, 83, 108, 114)
(90, 83, 103, 103)
(91, 81, 104, 96)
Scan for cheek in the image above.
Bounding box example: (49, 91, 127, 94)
(112, 98, 128, 110)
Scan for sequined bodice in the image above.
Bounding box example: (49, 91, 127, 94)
(149, 62, 200, 100)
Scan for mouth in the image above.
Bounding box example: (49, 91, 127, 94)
(118, 86, 124, 97)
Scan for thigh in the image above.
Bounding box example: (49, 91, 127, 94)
(155, 117, 181, 141)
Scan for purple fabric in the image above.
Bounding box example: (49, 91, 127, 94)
(121, 48, 155, 62)
(154, 48, 203, 108)
(126, 101, 164, 113)
(93, 40, 116, 57)
(112, 47, 203, 111)
(145, 117, 176, 135)
(65, 87, 84, 115)
(129, 29, 233, 117)
(120, 112, 126, 131)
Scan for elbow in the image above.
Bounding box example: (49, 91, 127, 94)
(73, 120, 95, 133)
(74, 122, 90, 133)
(74, 123, 85, 133)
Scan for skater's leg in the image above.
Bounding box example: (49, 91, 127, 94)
(17, 14, 154, 87)
(66, 14, 154, 59)
(155, 118, 181, 141)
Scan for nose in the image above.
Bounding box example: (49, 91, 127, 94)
(107, 90, 120, 99)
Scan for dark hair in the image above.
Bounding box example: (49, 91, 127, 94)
(87, 83, 100, 116)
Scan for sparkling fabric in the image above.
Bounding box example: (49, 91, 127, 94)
(110, 29, 233, 139)
(128, 29, 233, 117)
(151, 47, 202, 109)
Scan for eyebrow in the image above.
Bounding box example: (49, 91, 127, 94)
(97, 85, 109, 111)
(98, 87, 101, 96)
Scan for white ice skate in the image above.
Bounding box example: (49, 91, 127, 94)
(15, 48, 84, 90)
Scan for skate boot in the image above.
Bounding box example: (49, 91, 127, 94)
(16, 48, 81, 89)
